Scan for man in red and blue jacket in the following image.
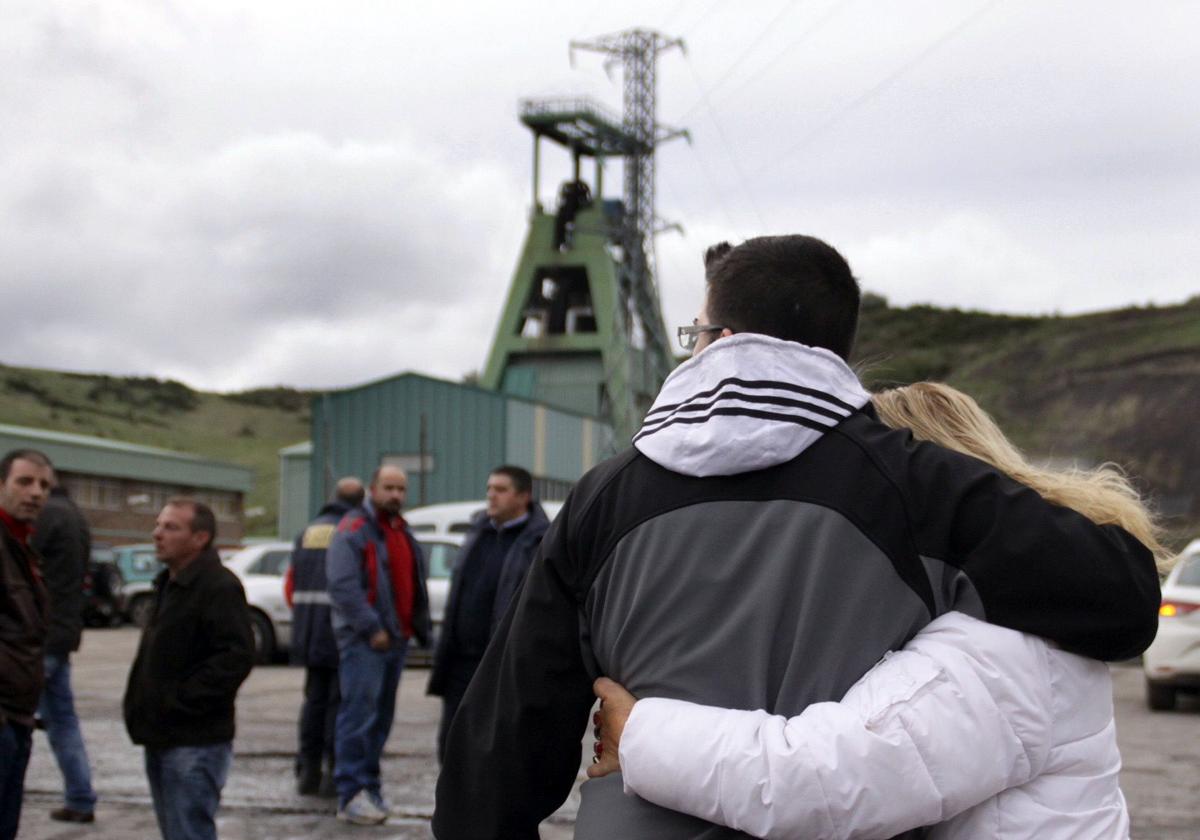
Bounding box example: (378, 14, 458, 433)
(326, 465, 430, 825)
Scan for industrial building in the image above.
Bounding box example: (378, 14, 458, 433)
(277, 372, 611, 537)
(0, 423, 253, 545)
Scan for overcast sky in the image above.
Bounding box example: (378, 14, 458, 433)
(3, 0, 1197, 391)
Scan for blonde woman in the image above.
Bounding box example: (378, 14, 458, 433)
(590, 382, 1171, 840)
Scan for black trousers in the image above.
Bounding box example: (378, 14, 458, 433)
(297, 666, 340, 770)
(436, 657, 482, 764)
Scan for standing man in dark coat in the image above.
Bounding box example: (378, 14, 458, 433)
(0, 449, 53, 840)
(123, 498, 254, 840)
(428, 465, 549, 762)
(284, 476, 364, 796)
(32, 484, 99, 823)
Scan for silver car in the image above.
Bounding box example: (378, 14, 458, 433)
(1143, 541, 1200, 710)
(224, 541, 294, 664)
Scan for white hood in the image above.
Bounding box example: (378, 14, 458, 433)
(633, 333, 870, 477)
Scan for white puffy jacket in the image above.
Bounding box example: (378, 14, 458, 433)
(619, 612, 1129, 839)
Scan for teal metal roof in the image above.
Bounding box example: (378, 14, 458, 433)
(0, 423, 253, 493)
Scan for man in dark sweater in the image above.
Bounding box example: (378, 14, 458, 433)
(428, 465, 550, 761)
(123, 499, 254, 840)
(32, 485, 98, 823)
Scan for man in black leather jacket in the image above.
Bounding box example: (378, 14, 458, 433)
(123, 499, 253, 840)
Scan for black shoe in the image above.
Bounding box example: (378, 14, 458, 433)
(296, 763, 322, 796)
(51, 808, 95, 823)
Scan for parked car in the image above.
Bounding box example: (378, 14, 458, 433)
(406, 501, 484, 537)
(110, 543, 164, 627)
(83, 546, 125, 627)
(406, 499, 564, 537)
(1143, 540, 1200, 710)
(224, 541, 294, 664)
(408, 534, 461, 666)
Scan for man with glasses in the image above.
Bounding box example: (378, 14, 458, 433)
(676, 320, 726, 353)
(434, 235, 1159, 839)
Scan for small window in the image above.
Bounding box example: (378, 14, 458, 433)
(448, 522, 473, 534)
(249, 550, 291, 577)
(129, 551, 160, 576)
(381, 453, 434, 475)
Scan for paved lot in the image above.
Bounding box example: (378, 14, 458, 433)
(17, 627, 1200, 839)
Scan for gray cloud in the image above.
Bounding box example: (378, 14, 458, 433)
(2, 0, 1197, 390)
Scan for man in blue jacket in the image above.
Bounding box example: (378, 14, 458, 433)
(427, 465, 550, 761)
(326, 465, 430, 825)
(284, 476, 364, 797)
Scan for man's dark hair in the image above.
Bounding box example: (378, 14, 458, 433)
(490, 465, 533, 496)
(0, 449, 53, 481)
(166, 497, 217, 550)
(703, 235, 861, 360)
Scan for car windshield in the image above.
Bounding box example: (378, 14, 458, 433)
(1176, 555, 1200, 587)
(247, 550, 291, 576)
(419, 541, 457, 579)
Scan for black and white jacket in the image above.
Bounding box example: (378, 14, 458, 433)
(433, 333, 1160, 840)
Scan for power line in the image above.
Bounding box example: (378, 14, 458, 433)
(678, 0, 728, 39)
(684, 57, 767, 230)
(754, 0, 1006, 176)
(676, 0, 807, 122)
(680, 0, 858, 122)
(573, 2, 610, 40)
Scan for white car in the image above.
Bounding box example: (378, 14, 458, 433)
(409, 534, 462, 666)
(1143, 540, 1200, 710)
(406, 499, 564, 537)
(224, 541, 294, 664)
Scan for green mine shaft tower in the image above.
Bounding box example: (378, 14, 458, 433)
(482, 30, 685, 445)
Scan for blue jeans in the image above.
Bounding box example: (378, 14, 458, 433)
(334, 639, 407, 806)
(144, 743, 232, 840)
(38, 654, 97, 812)
(0, 722, 32, 840)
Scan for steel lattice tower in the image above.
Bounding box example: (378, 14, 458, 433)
(571, 29, 685, 388)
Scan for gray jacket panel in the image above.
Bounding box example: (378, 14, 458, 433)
(577, 500, 931, 838)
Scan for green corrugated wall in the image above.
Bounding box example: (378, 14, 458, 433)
(305, 372, 613, 521)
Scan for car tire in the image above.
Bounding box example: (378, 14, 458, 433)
(1146, 678, 1177, 711)
(249, 610, 276, 665)
(129, 594, 156, 628)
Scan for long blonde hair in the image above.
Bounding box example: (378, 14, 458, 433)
(873, 382, 1174, 572)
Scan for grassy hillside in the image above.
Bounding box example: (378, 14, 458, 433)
(0, 367, 311, 535)
(854, 295, 1200, 547)
(3, 295, 1197, 546)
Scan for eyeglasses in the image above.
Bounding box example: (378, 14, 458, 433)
(677, 323, 726, 351)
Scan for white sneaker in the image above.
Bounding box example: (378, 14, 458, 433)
(337, 790, 388, 825)
(367, 790, 390, 814)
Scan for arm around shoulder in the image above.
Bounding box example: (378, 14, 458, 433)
(619, 613, 1056, 840)
(904, 441, 1160, 661)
